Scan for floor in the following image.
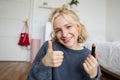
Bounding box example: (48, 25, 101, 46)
(0, 61, 30, 80)
(0, 61, 119, 80)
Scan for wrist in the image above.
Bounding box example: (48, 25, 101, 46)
(89, 73, 97, 79)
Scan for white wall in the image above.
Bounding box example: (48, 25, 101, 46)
(73, 0, 106, 42)
(0, 0, 32, 61)
(106, 0, 120, 41)
(32, 0, 106, 46)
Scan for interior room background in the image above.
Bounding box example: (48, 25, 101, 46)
(0, 0, 120, 62)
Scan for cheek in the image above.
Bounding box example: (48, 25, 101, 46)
(71, 28, 79, 36)
(55, 33, 61, 39)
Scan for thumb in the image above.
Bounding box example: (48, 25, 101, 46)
(47, 40, 53, 52)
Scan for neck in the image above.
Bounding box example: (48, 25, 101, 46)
(70, 44, 83, 50)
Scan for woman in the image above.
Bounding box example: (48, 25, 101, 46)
(27, 5, 101, 80)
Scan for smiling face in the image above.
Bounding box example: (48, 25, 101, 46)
(53, 15, 80, 49)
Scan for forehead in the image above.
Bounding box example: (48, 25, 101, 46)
(53, 15, 75, 28)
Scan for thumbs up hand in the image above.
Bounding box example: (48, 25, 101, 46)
(42, 40, 64, 67)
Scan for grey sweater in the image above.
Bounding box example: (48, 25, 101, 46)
(27, 41, 101, 80)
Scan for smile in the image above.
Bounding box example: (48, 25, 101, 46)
(62, 36, 72, 43)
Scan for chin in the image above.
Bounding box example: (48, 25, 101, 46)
(62, 42, 73, 48)
(59, 39, 75, 48)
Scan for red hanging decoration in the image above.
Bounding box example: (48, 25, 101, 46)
(18, 20, 30, 46)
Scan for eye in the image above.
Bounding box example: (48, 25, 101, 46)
(66, 25, 72, 29)
(54, 29, 61, 33)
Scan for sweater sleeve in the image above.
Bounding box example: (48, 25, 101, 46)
(27, 41, 52, 80)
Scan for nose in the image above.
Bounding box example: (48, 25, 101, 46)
(62, 29, 68, 38)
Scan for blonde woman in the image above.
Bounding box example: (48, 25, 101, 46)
(27, 5, 101, 80)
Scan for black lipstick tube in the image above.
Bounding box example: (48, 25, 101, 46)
(91, 44, 96, 57)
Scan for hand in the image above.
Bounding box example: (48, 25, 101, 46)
(83, 54, 98, 78)
(42, 40, 64, 67)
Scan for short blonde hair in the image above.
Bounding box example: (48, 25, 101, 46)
(49, 5, 88, 43)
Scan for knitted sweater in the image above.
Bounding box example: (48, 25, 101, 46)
(27, 41, 101, 80)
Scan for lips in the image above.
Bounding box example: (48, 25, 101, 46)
(62, 36, 73, 44)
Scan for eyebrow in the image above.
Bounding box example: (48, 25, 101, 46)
(64, 23, 73, 27)
(54, 23, 72, 30)
(54, 27, 60, 30)
(64, 24, 69, 26)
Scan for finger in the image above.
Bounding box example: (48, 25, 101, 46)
(86, 57, 95, 67)
(95, 53, 99, 59)
(52, 52, 64, 60)
(51, 55, 63, 67)
(84, 60, 93, 70)
(83, 63, 89, 72)
(53, 62, 63, 67)
(52, 59, 63, 65)
(54, 51, 64, 56)
(47, 40, 53, 52)
(52, 55, 64, 61)
(89, 55, 98, 65)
